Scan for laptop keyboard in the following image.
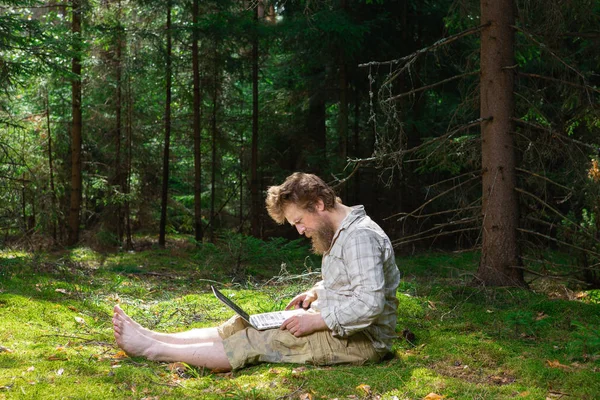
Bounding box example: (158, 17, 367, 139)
(253, 312, 284, 325)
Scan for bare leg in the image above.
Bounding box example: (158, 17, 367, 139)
(113, 305, 231, 370)
(113, 305, 221, 344)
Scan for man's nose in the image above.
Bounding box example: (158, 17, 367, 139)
(296, 225, 305, 235)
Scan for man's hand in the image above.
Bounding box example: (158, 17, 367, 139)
(285, 290, 317, 310)
(280, 313, 328, 337)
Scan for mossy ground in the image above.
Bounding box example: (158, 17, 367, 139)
(1, 241, 599, 399)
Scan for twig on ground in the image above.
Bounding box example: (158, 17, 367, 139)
(276, 381, 306, 400)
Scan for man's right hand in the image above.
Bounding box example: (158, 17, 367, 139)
(285, 290, 317, 310)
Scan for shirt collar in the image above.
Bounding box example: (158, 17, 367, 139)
(325, 205, 365, 254)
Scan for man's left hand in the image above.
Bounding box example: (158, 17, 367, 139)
(280, 313, 328, 337)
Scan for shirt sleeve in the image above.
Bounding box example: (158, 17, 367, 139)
(319, 229, 387, 337)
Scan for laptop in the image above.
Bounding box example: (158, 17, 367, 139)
(211, 285, 306, 330)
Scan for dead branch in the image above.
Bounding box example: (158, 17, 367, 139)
(516, 167, 573, 192)
(521, 255, 599, 275)
(393, 217, 480, 242)
(388, 205, 480, 220)
(384, 71, 480, 102)
(358, 23, 490, 69)
(349, 119, 485, 165)
(512, 25, 593, 103)
(516, 187, 597, 239)
(517, 228, 600, 258)
(329, 162, 363, 190)
(387, 173, 481, 221)
(423, 170, 482, 190)
(512, 118, 599, 151)
(518, 72, 600, 94)
(525, 215, 600, 249)
(393, 227, 480, 247)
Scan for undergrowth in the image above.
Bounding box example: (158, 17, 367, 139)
(0, 240, 599, 399)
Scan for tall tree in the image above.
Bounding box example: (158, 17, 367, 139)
(159, 0, 173, 248)
(192, 0, 204, 243)
(45, 88, 58, 244)
(249, 0, 262, 238)
(67, 0, 83, 246)
(477, 0, 525, 287)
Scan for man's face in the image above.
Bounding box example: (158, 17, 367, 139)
(283, 202, 335, 255)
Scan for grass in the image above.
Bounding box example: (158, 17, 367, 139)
(0, 242, 599, 400)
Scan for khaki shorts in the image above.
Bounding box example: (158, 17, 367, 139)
(217, 315, 382, 370)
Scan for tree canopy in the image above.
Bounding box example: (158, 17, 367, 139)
(0, 0, 599, 287)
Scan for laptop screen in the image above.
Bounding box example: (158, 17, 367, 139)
(212, 286, 251, 322)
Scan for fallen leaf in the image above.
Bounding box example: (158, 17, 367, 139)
(68, 306, 78, 312)
(74, 316, 85, 325)
(427, 301, 437, 310)
(56, 368, 64, 376)
(0, 345, 13, 353)
(299, 393, 313, 400)
(55, 288, 69, 294)
(546, 360, 570, 370)
(536, 312, 548, 321)
(167, 362, 187, 372)
(356, 384, 371, 395)
(27, 366, 35, 372)
(47, 355, 68, 361)
(113, 350, 128, 359)
(519, 391, 530, 397)
(292, 366, 308, 374)
(423, 393, 445, 400)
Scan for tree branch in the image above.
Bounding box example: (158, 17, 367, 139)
(387, 173, 481, 221)
(392, 216, 480, 242)
(512, 118, 600, 151)
(516, 167, 573, 192)
(384, 70, 480, 102)
(518, 72, 600, 94)
(512, 25, 593, 103)
(349, 119, 485, 165)
(392, 227, 480, 247)
(516, 187, 597, 240)
(517, 228, 600, 258)
(358, 23, 490, 69)
(389, 205, 480, 220)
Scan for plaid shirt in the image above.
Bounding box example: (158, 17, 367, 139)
(312, 206, 400, 353)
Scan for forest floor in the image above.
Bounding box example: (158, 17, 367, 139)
(0, 238, 599, 400)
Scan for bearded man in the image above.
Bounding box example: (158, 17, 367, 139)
(113, 172, 400, 371)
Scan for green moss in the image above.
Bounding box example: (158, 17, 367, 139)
(0, 248, 599, 399)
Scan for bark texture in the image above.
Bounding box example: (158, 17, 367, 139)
(477, 0, 526, 287)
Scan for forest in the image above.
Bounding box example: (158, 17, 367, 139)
(0, 0, 599, 286)
(1, 0, 600, 398)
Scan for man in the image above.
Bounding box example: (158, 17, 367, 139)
(113, 172, 400, 371)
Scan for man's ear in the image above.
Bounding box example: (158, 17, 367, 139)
(315, 199, 325, 212)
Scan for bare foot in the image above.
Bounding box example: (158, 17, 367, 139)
(112, 305, 158, 338)
(113, 305, 158, 359)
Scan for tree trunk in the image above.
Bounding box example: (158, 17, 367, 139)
(250, 1, 262, 238)
(45, 89, 57, 244)
(159, 0, 172, 248)
(124, 69, 133, 250)
(192, 0, 204, 244)
(113, 1, 124, 245)
(209, 49, 219, 243)
(477, 0, 526, 287)
(67, 0, 82, 246)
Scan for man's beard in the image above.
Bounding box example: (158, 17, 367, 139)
(310, 221, 336, 255)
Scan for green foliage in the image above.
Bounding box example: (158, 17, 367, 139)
(569, 321, 600, 359)
(193, 232, 313, 279)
